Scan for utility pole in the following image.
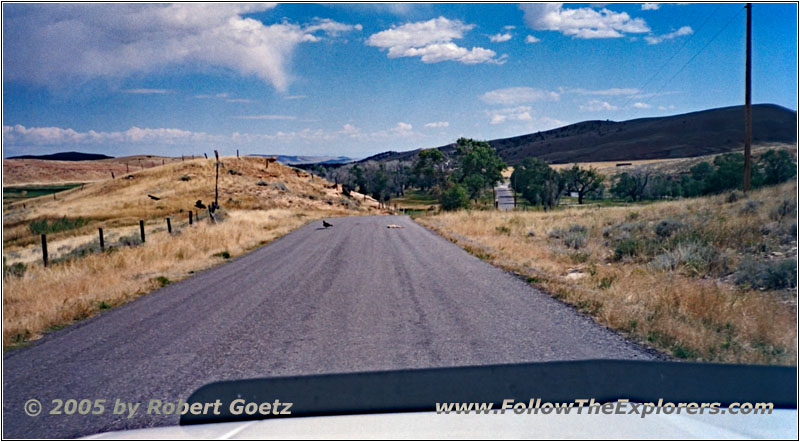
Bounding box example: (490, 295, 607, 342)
(214, 150, 220, 208)
(743, 3, 752, 192)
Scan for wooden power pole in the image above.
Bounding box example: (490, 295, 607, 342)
(214, 150, 220, 207)
(743, 3, 752, 192)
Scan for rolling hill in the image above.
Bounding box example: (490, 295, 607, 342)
(362, 104, 797, 165)
(7, 151, 113, 161)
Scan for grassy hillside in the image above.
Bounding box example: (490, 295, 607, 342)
(3, 157, 382, 347)
(362, 104, 796, 165)
(419, 182, 797, 365)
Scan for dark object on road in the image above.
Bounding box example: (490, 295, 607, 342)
(148, 194, 161, 201)
(322, 220, 333, 228)
(195, 200, 206, 209)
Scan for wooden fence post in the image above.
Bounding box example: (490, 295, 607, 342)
(189, 211, 193, 225)
(41, 234, 48, 267)
(99, 228, 104, 251)
(140, 220, 146, 243)
(166, 217, 172, 234)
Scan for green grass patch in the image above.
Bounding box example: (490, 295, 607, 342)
(29, 216, 89, 235)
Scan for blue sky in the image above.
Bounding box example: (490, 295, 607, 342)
(2, 2, 797, 158)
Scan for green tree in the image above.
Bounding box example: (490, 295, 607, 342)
(439, 183, 470, 211)
(759, 149, 796, 185)
(455, 138, 506, 201)
(611, 172, 650, 201)
(510, 158, 561, 208)
(412, 148, 446, 191)
(562, 164, 605, 204)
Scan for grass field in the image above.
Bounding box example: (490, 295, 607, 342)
(419, 181, 797, 365)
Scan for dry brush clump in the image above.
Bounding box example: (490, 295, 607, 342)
(419, 181, 797, 365)
(3, 209, 346, 347)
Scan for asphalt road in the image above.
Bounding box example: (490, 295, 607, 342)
(495, 181, 515, 210)
(3, 215, 652, 438)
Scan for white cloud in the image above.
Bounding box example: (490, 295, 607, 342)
(525, 35, 542, 43)
(3, 124, 212, 146)
(489, 33, 513, 42)
(3, 4, 360, 91)
(644, 26, 693, 44)
(658, 104, 676, 111)
(504, 25, 516, 30)
(366, 17, 504, 64)
(641, 3, 660, 11)
(424, 121, 450, 128)
(304, 18, 363, 36)
(232, 115, 297, 120)
(579, 100, 619, 111)
(520, 3, 650, 39)
(481, 87, 560, 105)
(283, 95, 307, 100)
(487, 106, 534, 125)
(632, 102, 652, 109)
(122, 88, 173, 94)
(563, 87, 641, 96)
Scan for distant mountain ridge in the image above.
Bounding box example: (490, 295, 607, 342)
(255, 154, 355, 165)
(361, 104, 797, 165)
(8, 151, 114, 161)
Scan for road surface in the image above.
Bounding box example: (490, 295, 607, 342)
(495, 181, 515, 210)
(3, 215, 652, 438)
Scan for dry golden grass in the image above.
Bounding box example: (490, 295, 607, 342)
(3, 157, 381, 247)
(3, 155, 183, 186)
(2, 209, 348, 347)
(419, 182, 797, 365)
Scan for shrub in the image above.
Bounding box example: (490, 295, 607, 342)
(655, 219, 683, 238)
(613, 238, 640, 261)
(228, 169, 242, 176)
(564, 232, 587, 249)
(29, 217, 89, 235)
(213, 251, 231, 259)
(256, 180, 268, 186)
(154, 276, 171, 287)
(735, 258, 797, 290)
(740, 200, 759, 215)
(439, 184, 469, 211)
(568, 224, 588, 234)
(495, 225, 511, 235)
(727, 191, 743, 203)
(271, 181, 289, 192)
(3, 259, 26, 278)
(769, 199, 796, 221)
(179, 175, 191, 181)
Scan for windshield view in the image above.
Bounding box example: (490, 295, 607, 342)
(2, 2, 797, 439)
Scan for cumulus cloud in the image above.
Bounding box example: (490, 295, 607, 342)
(579, 100, 619, 111)
(489, 33, 513, 42)
(644, 26, 693, 44)
(481, 87, 559, 105)
(632, 102, 652, 109)
(525, 35, 542, 43)
(487, 106, 534, 125)
(366, 17, 504, 64)
(520, 3, 650, 39)
(641, 3, 660, 11)
(424, 121, 449, 128)
(3, 4, 360, 91)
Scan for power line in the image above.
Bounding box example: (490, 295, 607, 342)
(622, 4, 724, 109)
(641, 6, 746, 107)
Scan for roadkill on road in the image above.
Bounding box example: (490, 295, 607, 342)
(387, 224, 403, 229)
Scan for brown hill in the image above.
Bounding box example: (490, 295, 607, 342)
(363, 104, 797, 165)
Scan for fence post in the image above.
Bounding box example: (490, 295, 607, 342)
(166, 217, 172, 234)
(139, 220, 146, 243)
(99, 228, 104, 251)
(189, 211, 193, 225)
(41, 234, 48, 267)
